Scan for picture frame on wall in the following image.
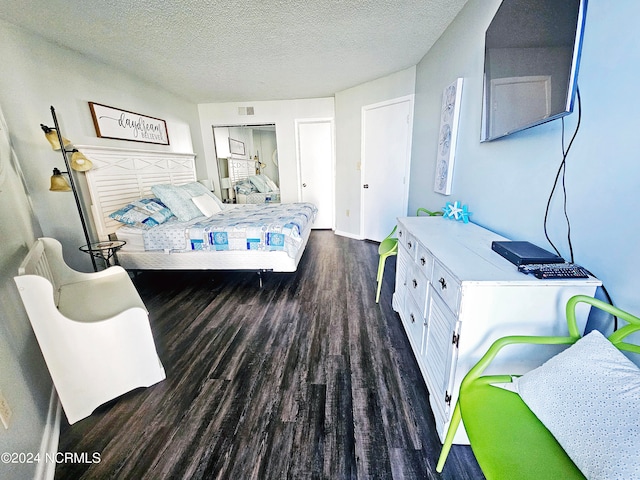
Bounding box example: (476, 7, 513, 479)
(229, 138, 245, 156)
(434, 78, 463, 195)
(88, 102, 169, 145)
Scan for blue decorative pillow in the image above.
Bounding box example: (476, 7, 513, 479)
(152, 182, 225, 221)
(235, 180, 255, 195)
(151, 184, 202, 221)
(109, 198, 174, 228)
(249, 175, 270, 193)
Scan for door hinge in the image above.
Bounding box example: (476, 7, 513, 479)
(452, 333, 460, 348)
(445, 391, 452, 406)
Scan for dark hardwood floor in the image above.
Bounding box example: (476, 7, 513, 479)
(55, 230, 484, 480)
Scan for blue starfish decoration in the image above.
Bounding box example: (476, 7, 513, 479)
(442, 201, 472, 223)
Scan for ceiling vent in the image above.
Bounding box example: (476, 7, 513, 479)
(238, 106, 255, 115)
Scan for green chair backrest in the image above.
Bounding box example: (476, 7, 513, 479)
(416, 207, 443, 216)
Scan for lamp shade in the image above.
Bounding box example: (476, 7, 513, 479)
(70, 150, 93, 171)
(41, 124, 71, 151)
(50, 168, 71, 191)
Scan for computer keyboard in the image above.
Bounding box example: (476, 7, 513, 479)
(518, 263, 590, 279)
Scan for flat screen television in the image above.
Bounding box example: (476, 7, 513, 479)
(481, 0, 588, 142)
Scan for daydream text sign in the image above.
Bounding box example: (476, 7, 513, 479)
(89, 102, 169, 145)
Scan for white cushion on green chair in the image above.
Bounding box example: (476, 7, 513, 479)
(513, 330, 640, 480)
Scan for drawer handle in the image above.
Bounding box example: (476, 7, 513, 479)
(420, 257, 426, 266)
(412, 279, 418, 289)
(410, 313, 415, 323)
(407, 241, 413, 249)
(439, 277, 447, 290)
(399, 231, 403, 237)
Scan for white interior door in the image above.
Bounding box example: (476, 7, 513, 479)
(296, 119, 334, 229)
(361, 96, 414, 242)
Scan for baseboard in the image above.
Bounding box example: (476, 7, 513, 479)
(33, 387, 61, 480)
(334, 230, 362, 240)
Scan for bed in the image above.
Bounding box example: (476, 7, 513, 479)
(227, 157, 281, 204)
(81, 145, 315, 273)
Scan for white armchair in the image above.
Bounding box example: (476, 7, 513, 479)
(14, 237, 165, 424)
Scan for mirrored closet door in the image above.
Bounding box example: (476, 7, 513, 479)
(212, 125, 280, 204)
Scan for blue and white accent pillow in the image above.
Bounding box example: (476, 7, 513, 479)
(109, 198, 174, 228)
(152, 182, 225, 222)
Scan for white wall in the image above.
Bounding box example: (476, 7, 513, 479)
(410, 0, 640, 331)
(0, 18, 204, 478)
(198, 98, 334, 203)
(0, 106, 52, 480)
(334, 67, 416, 237)
(0, 19, 204, 271)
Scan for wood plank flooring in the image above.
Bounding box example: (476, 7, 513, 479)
(55, 230, 484, 480)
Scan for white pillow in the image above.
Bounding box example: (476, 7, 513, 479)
(261, 174, 279, 192)
(513, 330, 640, 480)
(191, 194, 222, 217)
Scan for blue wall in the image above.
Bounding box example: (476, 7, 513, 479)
(410, 0, 640, 329)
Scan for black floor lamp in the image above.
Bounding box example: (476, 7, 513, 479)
(41, 105, 98, 272)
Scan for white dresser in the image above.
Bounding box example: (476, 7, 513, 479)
(392, 216, 601, 444)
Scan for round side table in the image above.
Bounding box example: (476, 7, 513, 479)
(79, 240, 126, 269)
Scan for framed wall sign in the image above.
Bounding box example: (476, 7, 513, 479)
(89, 102, 169, 145)
(229, 138, 245, 156)
(434, 78, 463, 195)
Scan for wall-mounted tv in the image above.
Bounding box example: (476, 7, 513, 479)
(481, 0, 588, 142)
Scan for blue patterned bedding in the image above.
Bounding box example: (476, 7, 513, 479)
(141, 203, 317, 258)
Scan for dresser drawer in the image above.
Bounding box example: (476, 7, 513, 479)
(393, 247, 411, 317)
(403, 295, 427, 354)
(423, 292, 460, 420)
(401, 231, 417, 260)
(432, 261, 461, 315)
(406, 262, 429, 317)
(397, 223, 407, 248)
(415, 243, 434, 280)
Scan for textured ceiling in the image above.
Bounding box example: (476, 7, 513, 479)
(1, 0, 468, 103)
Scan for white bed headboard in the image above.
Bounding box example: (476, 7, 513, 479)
(80, 145, 196, 239)
(227, 157, 255, 185)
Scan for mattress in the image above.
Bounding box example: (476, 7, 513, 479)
(115, 225, 146, 252)
(237, 192, 281, 204)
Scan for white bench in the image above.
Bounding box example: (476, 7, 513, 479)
(14, 237, 165, 424)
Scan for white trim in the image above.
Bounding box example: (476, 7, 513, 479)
(33, 387, 61, 480)
(333, 230, 363, 240)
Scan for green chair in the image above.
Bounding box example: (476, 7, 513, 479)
(375, 225, 398, 303)
(416, 207, 443, 216)
(436, 295, 640, 479)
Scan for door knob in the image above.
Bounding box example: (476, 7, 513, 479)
(303, 183, 307, 187)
